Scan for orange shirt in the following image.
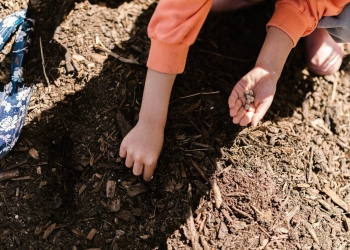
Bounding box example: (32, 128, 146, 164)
(147, 0, 350, 74)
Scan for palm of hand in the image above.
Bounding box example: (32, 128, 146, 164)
(228, 67, 277, 127)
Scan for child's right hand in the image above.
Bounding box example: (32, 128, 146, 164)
(228, 66, 277, 127)
(119, 120, 164, 182)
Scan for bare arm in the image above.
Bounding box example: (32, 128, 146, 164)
(139, 69, 176, 128)
(119, 69, 176, 182)
(228, 26, 293, 127)
(256, 26, 293, 81)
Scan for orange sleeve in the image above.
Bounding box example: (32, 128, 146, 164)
(267, 0, 350, 47)
(147, 0, 213, 74)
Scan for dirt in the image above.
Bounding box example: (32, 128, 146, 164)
(1, 0, 350, 249)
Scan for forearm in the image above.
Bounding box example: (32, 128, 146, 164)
(255, 26, 293, 81)
(138, 68, 176, 127)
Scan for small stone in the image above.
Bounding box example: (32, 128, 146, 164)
(245, 90, 249, 95)
(218, 221, 228, 239)
(72, 54, 86, 62)
(90, 53, 107, 63)
(246, 99, 251, 104)
(245, 104, 250, 110)
(29, 148, 39, 160)
(249, 90, 254, 96)
(250, 96, 255, 102)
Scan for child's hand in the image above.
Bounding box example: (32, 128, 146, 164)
(119, 121, 164, 182)
(228, 66, 277, 127)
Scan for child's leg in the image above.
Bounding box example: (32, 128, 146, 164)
(211, 0, 264, 12)
(305, 28, 344, 75)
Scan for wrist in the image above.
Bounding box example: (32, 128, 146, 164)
(253, 65, 280, 83)
(256, 27, 293, 80)
(138, 113, 167, 129)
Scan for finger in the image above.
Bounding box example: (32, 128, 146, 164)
(228, 90, 239, 108)
(232, 106, 247, 124)
(240, 110, 255, 126)
(119, 143, 126, 158)
(143, 162, 156, 182)
(125, 154, 134, 168)
(229, 98, 243, 117)
(133, 161, 144, 176)
(251, 101, 272, 127)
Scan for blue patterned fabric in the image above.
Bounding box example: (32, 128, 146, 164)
(0, 10, 35, 158)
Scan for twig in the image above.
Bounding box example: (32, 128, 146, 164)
(331, 73, 339, 102)
(39, 37, 50, 90)
(303, 220, 320, 245)
(230, 204, 254, 220)
(187, 158, 208, 182)
(55, 0, 75, 27)
(226, 192, 247, 197)
(308, 145, 314, 183)
(0, 169, 19, 181)
(322, 185, 349, 213)
(285, 206, 300, 230)
(311, 119, 333, 135)
(336, 138, 350, 150)
(11, 176, 33, 181)
(94, 45, 139, 65)
(209, 178, 222, 209)
(170, 91, 220, 104)
(255, 223, 271, 239)
(4, 159, 27, 170)
(339, 184, 350, 193)
(184, 204, 201, 250)
(251, 205, 264, 217)
(197, 49, 254, 62)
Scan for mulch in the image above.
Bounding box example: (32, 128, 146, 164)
(1, 0, 350, 249)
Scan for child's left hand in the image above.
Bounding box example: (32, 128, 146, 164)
(228, 66, 277, 127)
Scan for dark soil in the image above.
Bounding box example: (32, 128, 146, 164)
(1, 0, 350, 249)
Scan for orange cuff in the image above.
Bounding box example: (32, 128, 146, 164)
(147, 39, 189, 74)
(267, 3, 310, 47)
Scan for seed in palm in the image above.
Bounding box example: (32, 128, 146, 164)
(244, 89, 254, 110)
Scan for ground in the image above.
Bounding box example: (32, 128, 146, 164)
(1, 0, 350, 249)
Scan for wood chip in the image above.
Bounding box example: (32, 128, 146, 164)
(43, 223, 56, 239)
(108, 198, 121, 212)
(0, 169, 19, 181)
(217, 221, 228, 239)
(210, 179, 222, 209)
(72, 54, 86, 62)
(34, 225, 43, 236)
(86, 228, 98, 240)
(184, 204, 202, 250)
(303, 220, 319, 245)
(322, 185, 349, 212)
(29, 148, 39, 160)
(297, 183, 310, 188)
(188, 158, 208, 182)
(318, 199, 332, 211)
(79, 184, 87, 196)
(126, 183, 148, 197)
(106, 180, 116, 198)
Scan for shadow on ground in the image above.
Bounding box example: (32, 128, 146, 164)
(0, 0, 323, 249)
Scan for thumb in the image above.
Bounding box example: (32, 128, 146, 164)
(251, 101, 272, 127)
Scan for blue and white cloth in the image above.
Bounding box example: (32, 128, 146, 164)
(0, 10, 35, 158)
